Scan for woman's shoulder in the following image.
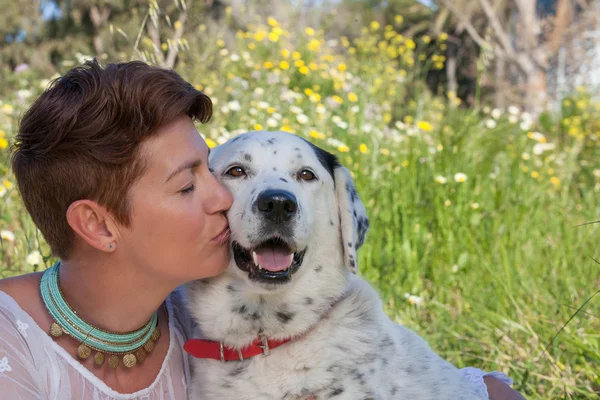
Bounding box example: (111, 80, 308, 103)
(0, 272, 54, 329)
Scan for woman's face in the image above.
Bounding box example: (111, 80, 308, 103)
(118, 116, 233, 284)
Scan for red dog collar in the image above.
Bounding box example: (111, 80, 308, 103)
(184, 335, 292, 362)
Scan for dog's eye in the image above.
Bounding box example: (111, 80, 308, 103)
(298, 170, 316, 181)
(226, 166, 246, 178)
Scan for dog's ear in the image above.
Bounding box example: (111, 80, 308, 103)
(334, 166, 369, 274)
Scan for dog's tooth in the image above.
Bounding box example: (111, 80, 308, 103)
(252, 251, 258, 266)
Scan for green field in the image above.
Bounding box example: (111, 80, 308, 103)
(1, 15, 599, 399)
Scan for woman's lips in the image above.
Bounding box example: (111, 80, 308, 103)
(212, 226, 231, 244)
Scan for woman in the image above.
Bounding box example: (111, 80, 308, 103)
(0, 60, 524, 399)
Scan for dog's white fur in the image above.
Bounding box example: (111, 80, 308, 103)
(185, 131, 488, 400)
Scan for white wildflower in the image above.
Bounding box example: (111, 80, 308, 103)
(435, 176, 447, 184)
(296, 114, 309, 125)
(454, 173, 468, 183)
(1, 230, 15, 242)
(26, 250, 43, 266)
(491, 108, 502, 119)
(485, 119, 497, 129)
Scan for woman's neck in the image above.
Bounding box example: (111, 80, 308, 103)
(58, 253, 177, 333)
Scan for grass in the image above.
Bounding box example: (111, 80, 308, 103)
(1, 14, 599, 399)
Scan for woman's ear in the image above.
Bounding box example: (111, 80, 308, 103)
(66, 200, 118, 252)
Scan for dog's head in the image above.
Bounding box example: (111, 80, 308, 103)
(209, 131, 369, 289)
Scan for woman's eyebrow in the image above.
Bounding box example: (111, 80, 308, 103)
(165, 159, 203, 183)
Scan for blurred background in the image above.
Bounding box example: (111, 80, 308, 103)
(1, 0, 599, 398)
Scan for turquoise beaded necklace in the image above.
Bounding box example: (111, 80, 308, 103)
(40, 262, 161, 369)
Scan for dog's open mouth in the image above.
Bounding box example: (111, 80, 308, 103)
(232, 239, 306, 283)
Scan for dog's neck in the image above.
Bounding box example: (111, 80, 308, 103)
(185, 255, 349, 349)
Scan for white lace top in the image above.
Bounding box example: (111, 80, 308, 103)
(0, 289, 511, 399)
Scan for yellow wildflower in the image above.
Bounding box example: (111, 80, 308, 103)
(281, 49, 290, 58)
(308, 39, 321, 51)
(0, 138, 8, 149)
(380, 148, 390, 156)
(294, 60, 305, 67)
(422, 35, 431, 44)
(531, 171, 540, 179)
(550, 177, 560, 187)
(305, 27, 316, 36)
(1, 104, 13, 114)
(337, 63, 347, 72)
(281, 125, 296, 133)
(405, 39, 416, 49)
(309, 130, 326, 139)
(254, 124, 264, 131)
(263, 61, 274, 69)
(267, 107, 276, 114)
(279, 61, 290, 70)
(359, 144, 368, 154)
(205, 138, 217, 148)
(299, 66, 310, 75)
(332, 95, 343, 104)
(268, 32, 279, 42)
(304, 88, 313, 96)
(348, 92, 358, 102)
(253, 30, 266, 41)
(417, 121, 433, 131)
(394, 15, 404, 25)
(338, 145, 350, 153)
(248, 43, 256, 50)
(401, 160, 409, 167)
(3, 179, 13, 189)
(370, 21, 380, 31)
(292, 51, 301, 60)
(267, 17, 279, 27)
(439, 32, 448, 41)
(161, 43, 168, 51)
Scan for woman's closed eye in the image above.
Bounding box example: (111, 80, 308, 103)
(180, 184, 196, 195)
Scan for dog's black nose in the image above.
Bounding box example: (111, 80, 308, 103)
(256, 189, 298, 222)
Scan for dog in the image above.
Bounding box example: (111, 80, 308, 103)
(184, 130, 489, 400)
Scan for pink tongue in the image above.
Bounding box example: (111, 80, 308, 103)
(255, 247, 294, 272)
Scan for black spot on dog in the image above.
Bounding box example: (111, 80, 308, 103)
(273, 167, 277, 172)
(229, 365, 246, 377)
(233, 305, 247, 314)
(330, 219, 335, 226)
(251, 189, 256, 195)
(329, 387, 344, 397)
(304, 297, 314, 305)
(226, 284, 236, 292)
(390, 386, 398, 396)
(294, 147, 300, 151)
(267, 138, 276, 145)
(296, 153, 302, 159)
(280, 178, 288, 183)
(314, 265, 323, 272)
(243, 153, 252, 162)
(347, 242, 353, 247)
(276, 311, 295, 324)
(250, 312, 261, 320)
(273, 150, 277, 155)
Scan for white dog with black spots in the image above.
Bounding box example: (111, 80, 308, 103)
(184, 130, 493, 400)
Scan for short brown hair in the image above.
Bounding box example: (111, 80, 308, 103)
(12, 59, 212, 259)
